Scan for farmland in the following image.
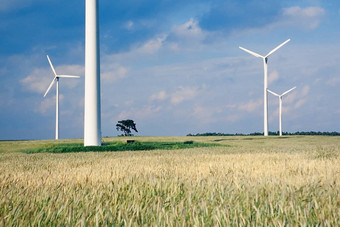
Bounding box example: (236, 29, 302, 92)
(0, 136, 339, 225)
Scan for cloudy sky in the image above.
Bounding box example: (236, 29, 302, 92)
(1, 0, 339, 140)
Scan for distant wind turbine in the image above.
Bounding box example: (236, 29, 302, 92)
(267, 87, 296, 136)
(239, 39, 290, 136)
(44, 55, 80, 140)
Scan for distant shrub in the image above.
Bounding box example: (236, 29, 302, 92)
(184, 141, 194, 144)
(187, 131, 340, 136)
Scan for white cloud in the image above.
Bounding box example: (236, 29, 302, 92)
(125, 21, 134, 30)
(226, 104, 237, 109)
(115, 18, 207, 57)
(172, 18, 204, 40)
(117, 105, 162, 121)
(289, 85, 309, 109)
(294, 98, 307, 109)
(150, 86, 204, 106)
(150, 90, 168, 101)
(283, 91, 297, 105)
(238, 99, 263, 112)
(167, 18, 207, 51)
(226, 114, 242, 123)
(170, 86, 200, 105)
(101, 18, 210, 64)
(191, 105, 222, 124)
(237, 6, 326, 35)
(101, 63, 129, 83)
(56, 65, 83, 77)
(125, 100, 134, 106)
(283, 6, 324, 18)
(117, 110, 131, 120)
(326, 77, 340, 86)
(106, 34, 168, 60)
(301, 85, 310, 96)
(21, 68, 53, 94)
(268, 70, 279, 85)
(36, 94, 63, 115)
(278, 6, 325, 30)
(21, 64, 83, 94)
(138, 35, 167, 54)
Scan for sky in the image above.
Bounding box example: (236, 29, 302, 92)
(0, 0, 339, 140)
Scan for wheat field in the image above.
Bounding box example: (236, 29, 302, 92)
(0, 136, 339, 225)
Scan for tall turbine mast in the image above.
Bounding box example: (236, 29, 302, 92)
(239, 39, 290, 136)
(84, 0, 101, 146)
(267, 87, 296, 136)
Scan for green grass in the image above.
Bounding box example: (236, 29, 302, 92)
(23, 140, 221, 153)
(0, 136, 339, 225)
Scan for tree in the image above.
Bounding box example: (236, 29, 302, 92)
(116, 119, 138, 136)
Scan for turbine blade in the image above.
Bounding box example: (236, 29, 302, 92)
(43, 78, 56, 97)
(47, 55, 57, 77)
(265, 39, 290, 58)
(267, 89, 280, 97)
(239, 46, 264, 58)
(58, 75, 80, 78)
(281, 86, 296, 96)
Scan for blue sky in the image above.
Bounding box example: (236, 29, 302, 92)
(0, 0, 339, 140)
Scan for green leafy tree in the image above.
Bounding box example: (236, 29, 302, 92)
(116, 119, 138, 136)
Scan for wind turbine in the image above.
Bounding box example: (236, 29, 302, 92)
(84, 0, 101, 146)
(44, 55, 80, 140)
(267, 87, 296, 136)
(239, 39, 290, 136)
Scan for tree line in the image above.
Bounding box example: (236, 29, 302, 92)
(187, 131, 340, 136)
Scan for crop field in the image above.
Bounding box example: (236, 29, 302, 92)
(0, 136, 339, 225)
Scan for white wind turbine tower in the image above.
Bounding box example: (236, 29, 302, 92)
(44, 55, 80, 140)
(239, 39, 290, 136)
(84, 0, 101, 146)
(267, 87, 296, 136)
